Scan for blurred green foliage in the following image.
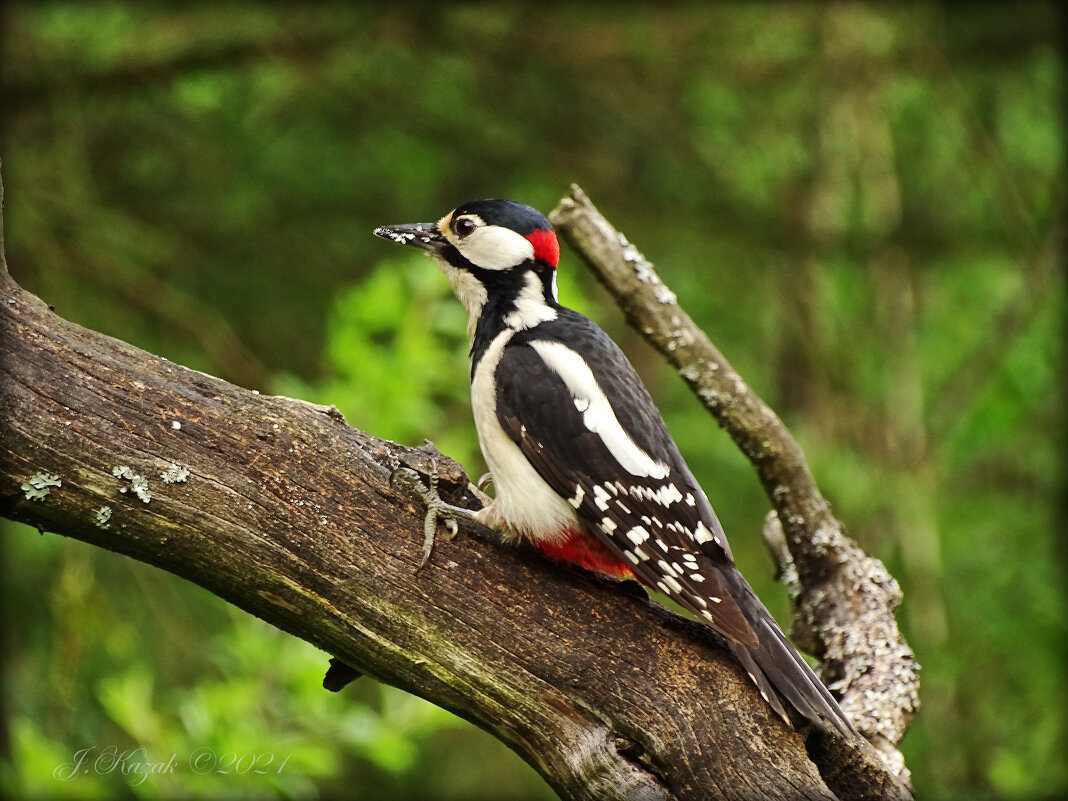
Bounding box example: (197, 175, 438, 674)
(1, 2, 1064, 799)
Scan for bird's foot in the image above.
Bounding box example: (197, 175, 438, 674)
(391, 464, 480, 570)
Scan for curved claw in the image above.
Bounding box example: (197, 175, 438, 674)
(391, 465, 477, 571)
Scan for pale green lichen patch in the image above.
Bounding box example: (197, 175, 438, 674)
(112, 465, 152, 503)
(21, 472, 61, 502)
(678, 364, 700, 383)
(95, 506, 113, 529)
(618, 231, 677, 305)
(160, 463, 190, 484)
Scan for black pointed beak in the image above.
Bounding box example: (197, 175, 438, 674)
(372, 222, 446, 254)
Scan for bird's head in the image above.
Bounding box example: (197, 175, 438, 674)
(374, 199, 561, 337)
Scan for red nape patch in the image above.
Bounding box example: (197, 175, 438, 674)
(525, 228, 560, 267)
(537, 530, 635, 579)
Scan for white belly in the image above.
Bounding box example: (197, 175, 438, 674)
(471, 329, 578, 543)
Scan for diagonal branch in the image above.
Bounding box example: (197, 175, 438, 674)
(0, 168, 909, 801)
(550, 184, 919, 781)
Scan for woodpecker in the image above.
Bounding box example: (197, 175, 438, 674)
(374, 199, 856, 739)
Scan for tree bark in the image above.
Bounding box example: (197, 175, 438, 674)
(0, 168, 910, 801)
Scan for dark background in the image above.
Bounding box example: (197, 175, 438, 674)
(1, 3, 1064, 799)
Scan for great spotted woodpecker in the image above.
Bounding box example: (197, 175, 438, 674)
(374, 199, 856, 738)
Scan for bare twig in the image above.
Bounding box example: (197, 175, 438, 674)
(551, 184, 919, 780)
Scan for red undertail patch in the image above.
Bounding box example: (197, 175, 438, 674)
(537, 529, 635, 579)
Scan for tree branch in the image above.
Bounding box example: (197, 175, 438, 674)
(550, 184, 920, 781)
(1, 167, 909, 800)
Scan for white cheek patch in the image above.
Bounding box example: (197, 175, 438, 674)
(456, 225, 535, 270)
(529, 340, 671, 480)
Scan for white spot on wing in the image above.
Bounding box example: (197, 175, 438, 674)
(693, 521, 716, 545)
(593, 485, 611, 511)
(657, 559, 678, 577)
(568, 485, 585, 509)
(632, 483, 684, 506)
(661, 575, 683, 593)
(626, 526, 650, 545)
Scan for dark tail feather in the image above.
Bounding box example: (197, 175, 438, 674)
(720, 568, 857, 739)
(730, 610, 857, 739)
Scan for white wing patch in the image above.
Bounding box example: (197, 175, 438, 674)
(529, 340, 671, 480)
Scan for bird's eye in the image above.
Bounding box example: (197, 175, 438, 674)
(453, 217, 477, 237)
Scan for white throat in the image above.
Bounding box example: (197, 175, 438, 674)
(434, 256, 487, 340)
